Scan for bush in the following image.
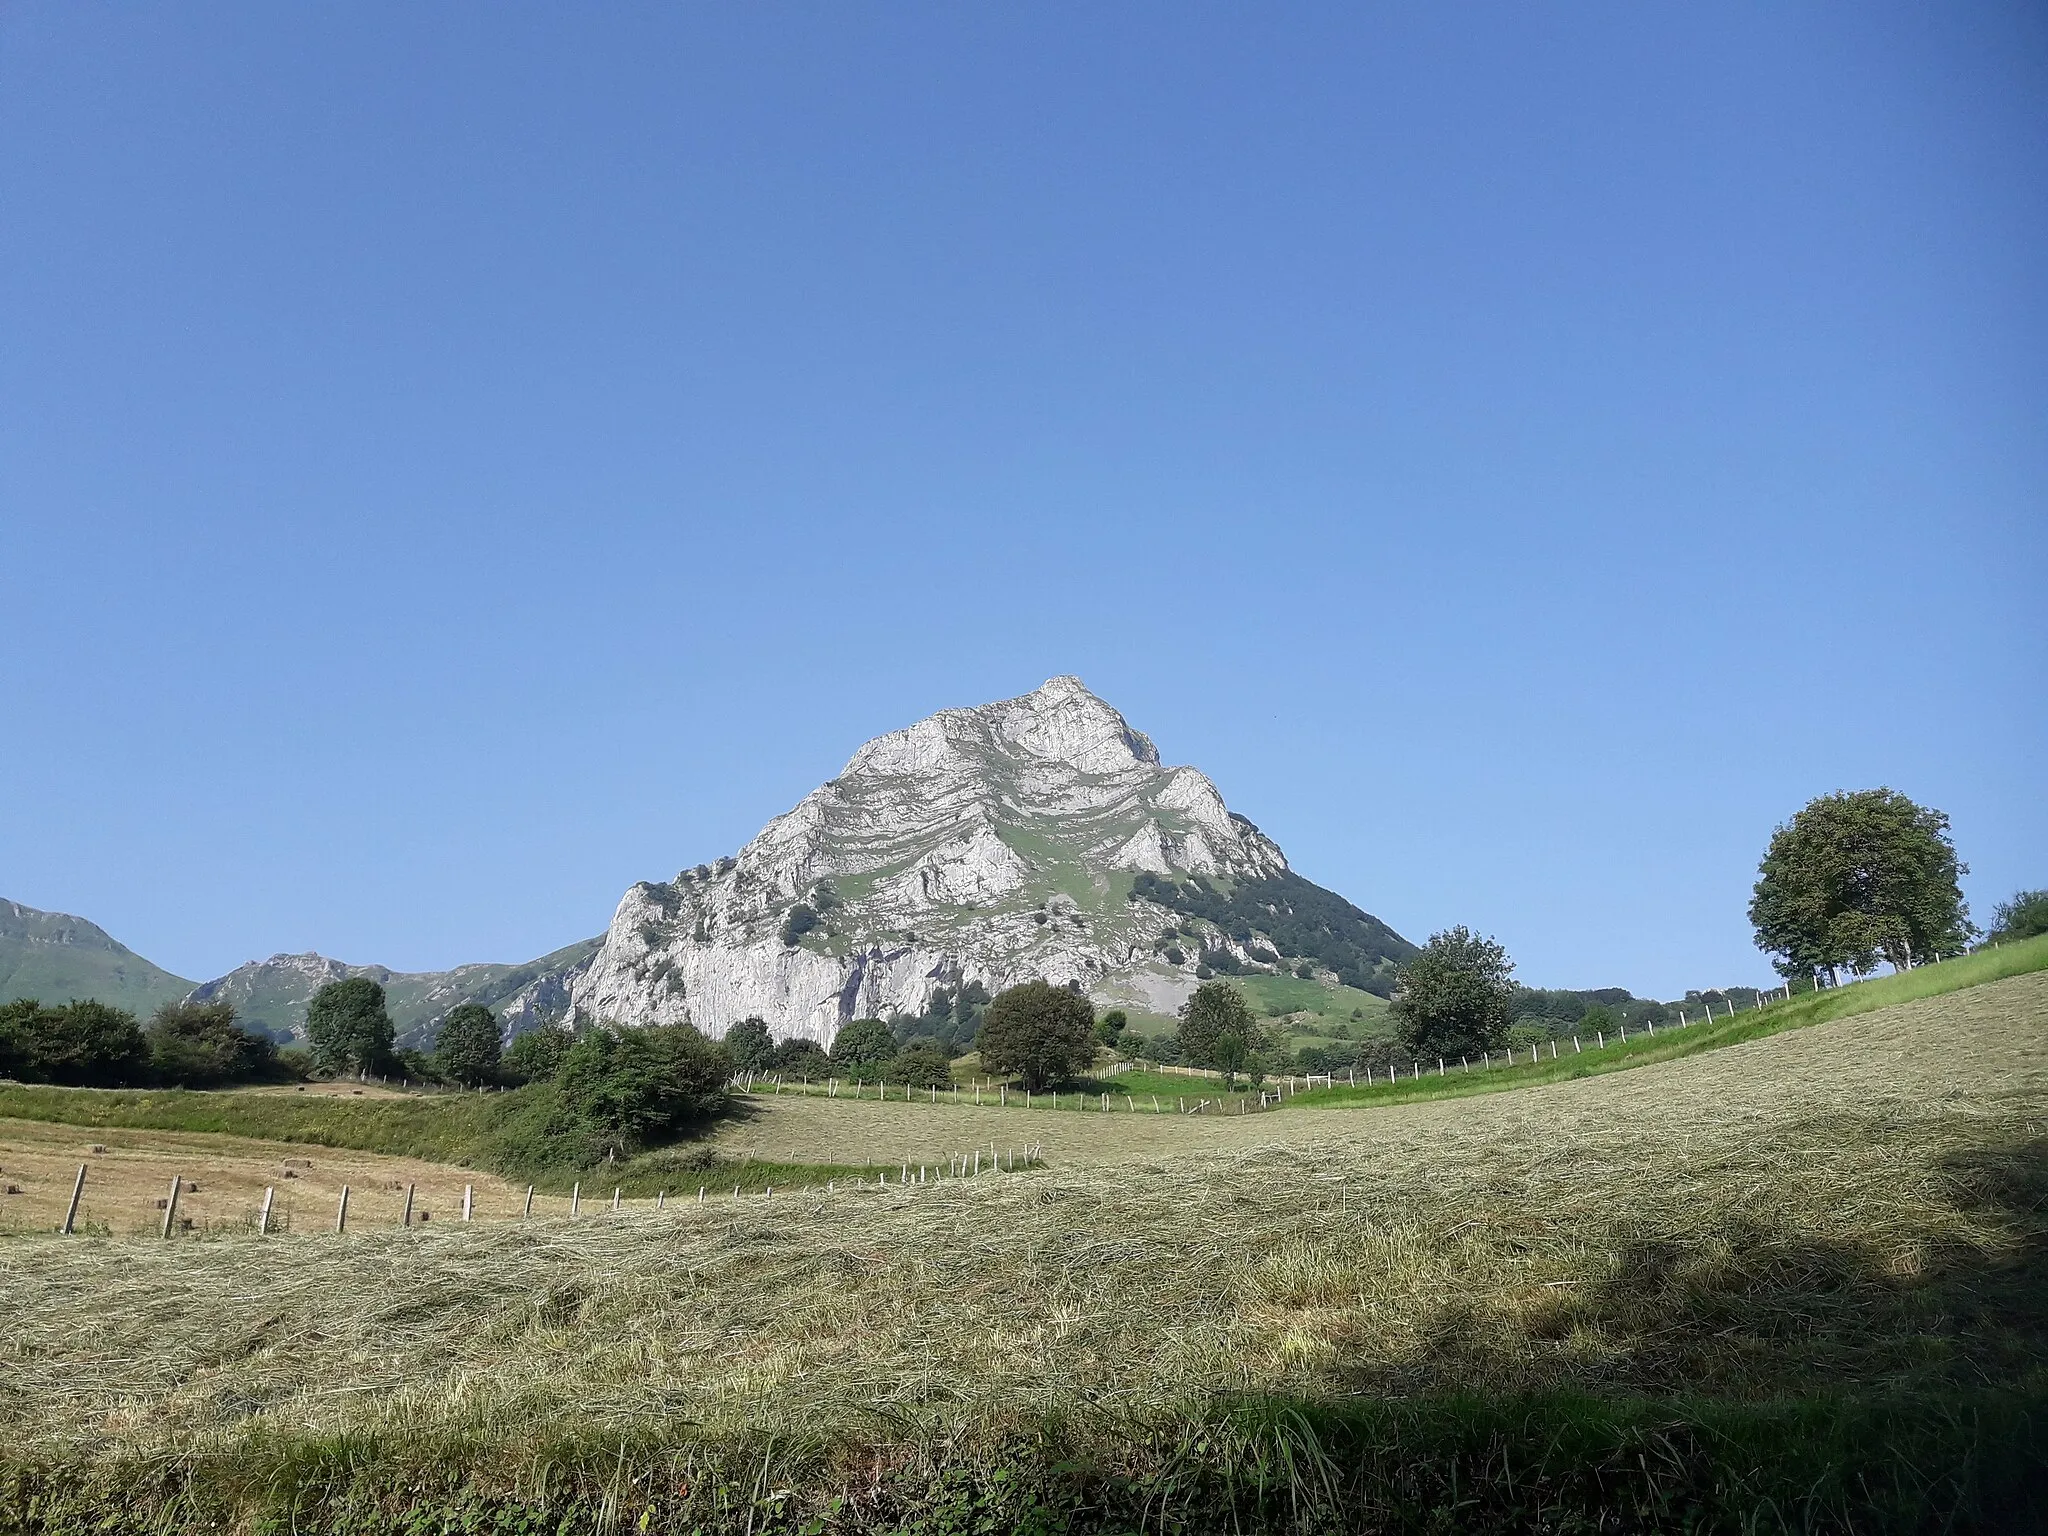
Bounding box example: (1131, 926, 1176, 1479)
(885, 1044, 954, 1090)
(771, 1038, 831, 1076)
(146, 1000, 280, 1087)
(502, 1025, 573, 1084)
(305, 978, 396, 1074)
(557, 1024, 731, 1160)
(1988, 889, 2048, 944)
(1096, 1009, 1128, 1047)
(975, 980, 1097, 1091)
(723, 1016, 776, 1073)
(1140, 1031, 1182, 1065)
(830, 1018, 896, 1080)
(1163, 946, 1185, 966)
(0, 998, 150, 1086)
(780, 904, 819, 946)
(433, 1003, 502, 1088)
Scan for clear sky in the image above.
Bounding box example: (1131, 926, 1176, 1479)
(2, 4, 2042, 998)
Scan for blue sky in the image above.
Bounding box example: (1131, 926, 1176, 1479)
(2, 3, 2042, 997)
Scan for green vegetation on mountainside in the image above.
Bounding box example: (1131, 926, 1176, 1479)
(1131, 869, 1413, 992)
(192, 935, 602, 1044)
(0, 900, 195, 1017)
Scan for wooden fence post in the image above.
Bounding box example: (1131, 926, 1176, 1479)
(258, 1186, 274, 1236)
(401, 1183, 415, 1226)
(523, 1185, 534, 1219)
(160, 1174, 181, 1238)
(465, 1186, 476, 1221)
(335, 1185, 350, 1234)
(62, 1163, 86, 1235)
(570, 1182, 580, 1216)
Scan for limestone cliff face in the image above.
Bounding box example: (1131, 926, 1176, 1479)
(568, 677, 1291, 1044)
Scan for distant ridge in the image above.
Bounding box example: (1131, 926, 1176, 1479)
(0, 899, 196, 1017)
(187, 938, 601, 1045)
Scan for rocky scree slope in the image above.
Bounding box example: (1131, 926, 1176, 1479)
(569, 677, 1412, 1046)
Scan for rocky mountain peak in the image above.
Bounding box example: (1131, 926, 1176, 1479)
(565, 680, 1406, 1046)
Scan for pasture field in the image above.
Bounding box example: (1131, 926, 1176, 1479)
(2, 962, 2044, 1533)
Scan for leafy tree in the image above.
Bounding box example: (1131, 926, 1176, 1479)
(305, 977, 396, 1074)
(146, 999, 279, 1087)
(975, 980, 1097, 1091)
(502, 1024, 573, 1084)
(1987, 889, 2048, 945)
(1749, 789, 1972, 980)
(1390, 927, 1514, 1059)
(557, 1023, 731, 1159)
(1211, 1029, 1250, 1086)
(723, 1016, 776, 1073)
(0, 998, 150, 1086)
(780, 904, 819, 945)
(829, 1016, 897, 1081)
(1577, 1003, 1616, 1035)
(1096, 1008, 1128, 1048)
(1177, 980, 1263, 1072)
(771, 1037, 832, 1076)
(1139, 1030, 1182, 1065)
(885, 1043, 954, 1090)
(434, 1002, 502, 1088)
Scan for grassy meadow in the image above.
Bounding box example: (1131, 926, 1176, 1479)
(2, 949, 2044, 1532)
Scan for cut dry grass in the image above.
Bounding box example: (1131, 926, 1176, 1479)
(2, 971, 2043, 1530)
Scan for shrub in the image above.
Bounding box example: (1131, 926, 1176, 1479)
(885, 1044, 954, 1090)
(557, 1024, 731, 1160)
(305, 978, 396, 1074)
(1163, 946, 1185, 966)
(0, 998, 150, 1086)
(723, 1016, 776, 1073)
(975, 980, 1097, 1091)
(830, 1018, 896, 1080)
(771, 1037, 831, 1076)
(502, 1025, 573, 1084)
(146, 1000, 279, 1087)
(1988, 889, 2048, 944)
(780, 904, 819, 946)
(1096, 1008, 1128, 1047)
(433, 1003, 503, 1088)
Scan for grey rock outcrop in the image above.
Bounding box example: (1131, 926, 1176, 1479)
(567, 677, 1294, 1044)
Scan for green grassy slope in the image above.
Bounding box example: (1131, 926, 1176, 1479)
(1286, 933, 2048, 1113)
(0, 899, 195, 1016)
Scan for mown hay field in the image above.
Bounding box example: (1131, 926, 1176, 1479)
(2, 968, 2044, 1532)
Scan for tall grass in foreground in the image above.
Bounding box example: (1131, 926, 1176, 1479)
(3, 970, 2043, 1532)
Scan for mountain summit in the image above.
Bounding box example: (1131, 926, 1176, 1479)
(569, 678, 1411, 1043)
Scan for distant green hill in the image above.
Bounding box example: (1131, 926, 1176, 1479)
(0, 898, 195, 1017)
(185, 936, 603, 1045)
